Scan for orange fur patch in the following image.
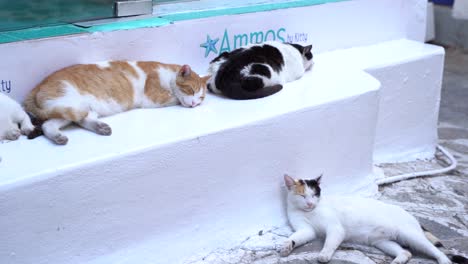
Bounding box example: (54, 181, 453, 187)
(294, 180, 305, 195)
(144, 73, 173, 105)
(136, 61, 162, 75)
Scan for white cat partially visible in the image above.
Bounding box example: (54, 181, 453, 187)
(280, 174, 465, 264)
(0, 93, 34, 141)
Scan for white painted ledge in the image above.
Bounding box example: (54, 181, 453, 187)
(0, 63, 380, 264)
(317, 39, 445, 163)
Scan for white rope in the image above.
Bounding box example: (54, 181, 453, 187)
(376, 145, 458, 186)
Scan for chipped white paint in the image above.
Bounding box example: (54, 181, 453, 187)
(185, 226, 377, 264)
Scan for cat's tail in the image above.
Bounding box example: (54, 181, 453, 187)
(222, 77, 283, 100)
(23, 89, 47, 139)
(422, 226, 468, 263)
(23, 88, 49, 120)
(26, 113, 44, 139)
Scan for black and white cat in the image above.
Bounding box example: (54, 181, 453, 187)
(280, 174, 467, 264)
(207, 41, 313, 100)
(0, 93, 34, 141)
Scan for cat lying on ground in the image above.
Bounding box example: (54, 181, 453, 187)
(280, 174, 467, 264)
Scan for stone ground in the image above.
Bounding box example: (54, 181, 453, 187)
(186, 47, 468, 264)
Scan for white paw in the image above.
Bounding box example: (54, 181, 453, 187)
(317, 251, 332, 263)
(52, 134, 68, 145)
(391, 250, 412, 264)
(5, 129, 21, 141)
(278, 240, 294, 257)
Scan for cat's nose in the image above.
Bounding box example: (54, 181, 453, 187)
(191, 100, 198, 107)
(306, 202, 314, 207)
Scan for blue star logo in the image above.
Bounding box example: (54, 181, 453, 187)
(200, 35, 219, 58)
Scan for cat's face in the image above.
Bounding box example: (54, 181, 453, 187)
(284, 174, 321, 212)
(301, 45, 314, 71)
(175, 65, 210, 107)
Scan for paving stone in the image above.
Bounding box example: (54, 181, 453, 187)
(438, 127, 468, 140)
(281, 259, 358, 264)
(417, 217, 464, 240)
(291, 241, 323, 254)
(442, 237, 468, 254)
(441, 141, 468, 154)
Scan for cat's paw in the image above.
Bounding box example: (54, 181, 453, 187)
(391, 251, 412, 264)
(20, 124, 35, 136)
(317, 251, 333, 263)
(52, 134, 68, 145)
(5, 129, 21, 141)
(278, 240, 294, 257)
(95, 122, 112, 136)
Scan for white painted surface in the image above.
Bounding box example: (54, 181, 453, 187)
(403, 0, 428, 42)
(0, 64, 380, 264)
(426, 2, 435, 42)
(453, 0, 468, 20)
(316, 40, 445, 162)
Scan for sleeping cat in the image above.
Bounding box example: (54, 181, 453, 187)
(280, 174, 467, 264)
(207, 41, 313, 100)
(24, 61, 209, 145)
(0, 93, 34, 141)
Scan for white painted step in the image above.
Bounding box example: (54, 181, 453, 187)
(317, 39, 445, 163)
(0, 63, 380, 264)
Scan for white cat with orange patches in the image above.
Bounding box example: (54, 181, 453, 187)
(24, 61, 209, 145)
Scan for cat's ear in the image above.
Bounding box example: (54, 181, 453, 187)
(316, 174, 323, 185)
(201, 75, 211, 84)
(179, 65, 192, 78)
(303, 45, 312, 54)
(284, 174, 296, 190)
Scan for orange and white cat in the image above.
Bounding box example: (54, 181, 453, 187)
(24, 61, 209, 145)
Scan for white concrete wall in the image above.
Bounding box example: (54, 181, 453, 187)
(453, 0, 468, 20)
(317, 40, 445, 162)
(0, 66, 380, 264)
(368, 49, 445, 163)
(427, 2, 436, 42)
(403, 0, 428, 42)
